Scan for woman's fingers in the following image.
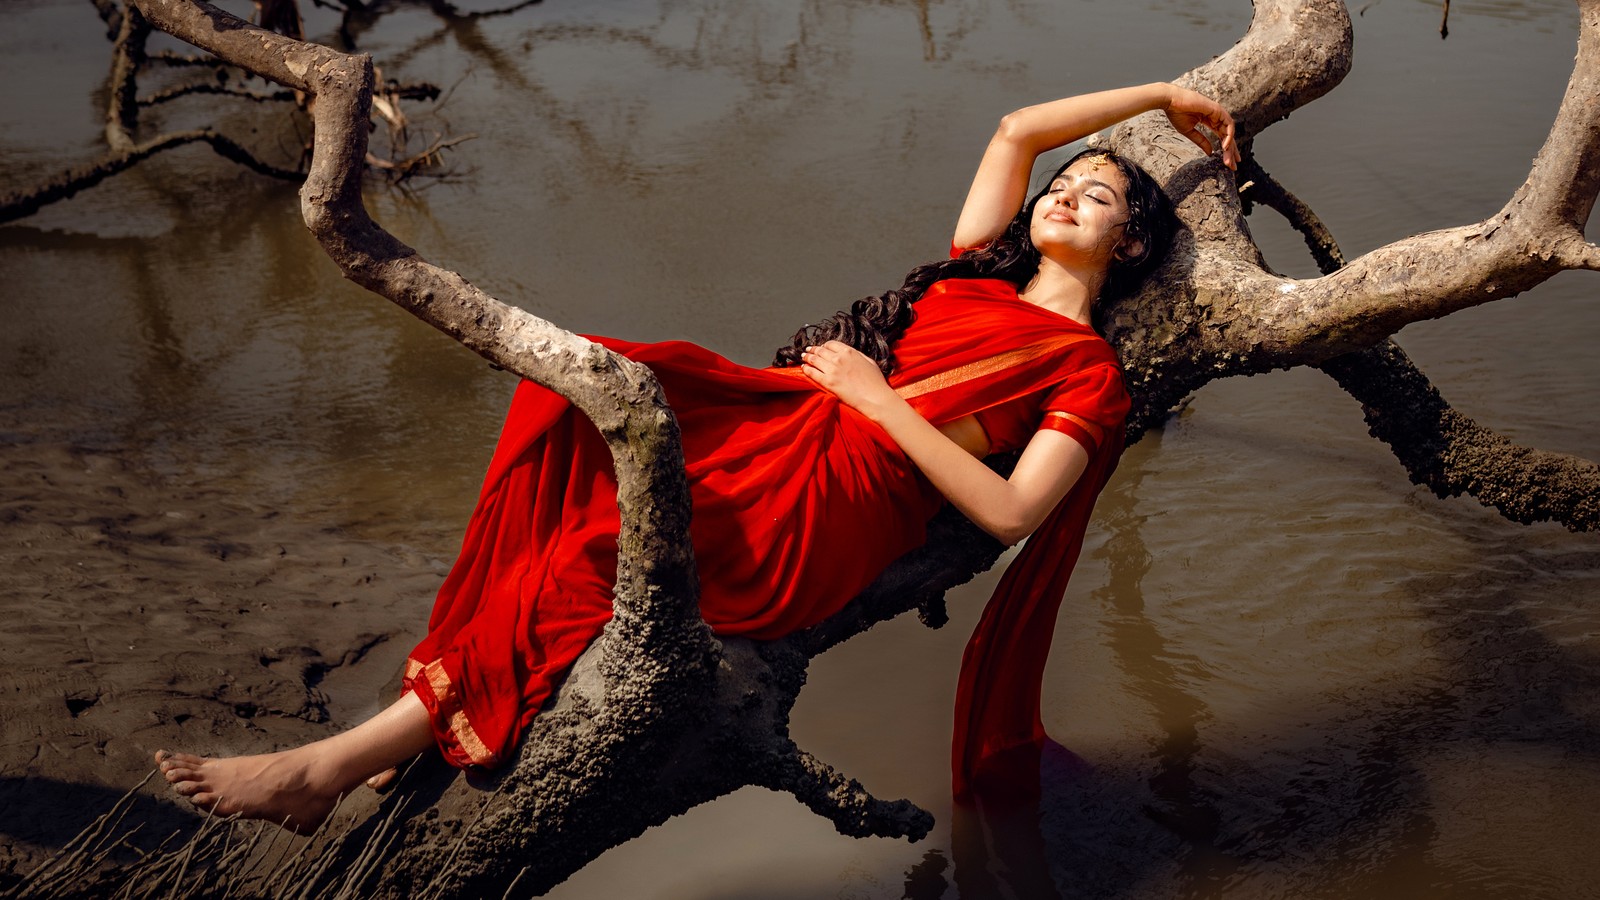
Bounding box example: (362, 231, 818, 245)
(1166, 87, 1240, 170)
(1209, 106, 1239, 169)
(802, 341, 853, 365)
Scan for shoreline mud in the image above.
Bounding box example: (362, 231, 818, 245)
(0, 413, 446, 882)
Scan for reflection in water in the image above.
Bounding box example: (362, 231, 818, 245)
(950, 793, 1062, 900)
(900, 847, 950, 899)
(1087, 436, 1238, 895)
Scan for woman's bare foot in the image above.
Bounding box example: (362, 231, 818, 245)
(365, 767, 398, 792)
(155, 747, 346, 833)
(154, 691, 436, 832)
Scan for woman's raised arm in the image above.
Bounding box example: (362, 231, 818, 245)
(952, 83, 1239, 250)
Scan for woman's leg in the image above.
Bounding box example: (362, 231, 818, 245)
(155, 691, 434, 831)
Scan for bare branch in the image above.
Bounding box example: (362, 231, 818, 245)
(364, 133, 476, 179)
(1238, 140, 1345, 274)
(105, 1, 150, 151)
(760, 744, 934, 840)
(89, 0, 123, 40)
(1321, 341, 1600, 532)
(1556, 240, 1600, 270)
(1182, 0, 1354, 145)
(1106, 0, 1600, 433)
(0, 129, 300, 225)
(1232, 0, 1600, 361)
(1493, 2, 1600, 234)
(1247, 149, 1600, 533)
(139, 81, 297, 105)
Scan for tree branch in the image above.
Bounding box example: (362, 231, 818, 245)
(1184, 0, 1354, 145)
(110, 3, 732, 892)
(1557, 240, 1600, 270)
(759, 744, 934, 840)
(89, 0, 123, 40)
(0, 129, 300, 225)
(1246, 140, 1600, 533)
(139, 81, 298, 105)
(1223, 0, 1600, 362)
(1238, 140, 1346, 273)
(1104, 0, 1600, 437)
(1321, 342, 1600, 532)
(105, 1, 150, 151)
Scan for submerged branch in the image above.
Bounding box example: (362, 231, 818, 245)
(0, 129, 300, 225)
(139, 81, 298, 105)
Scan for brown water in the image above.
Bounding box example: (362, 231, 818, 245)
(3, 0, 1598, 896)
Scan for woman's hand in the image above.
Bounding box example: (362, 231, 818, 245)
(1162, 84, 1240, 170)
(800, 341, 901, 420)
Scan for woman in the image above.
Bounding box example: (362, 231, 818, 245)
(156, 82, 1238, 829)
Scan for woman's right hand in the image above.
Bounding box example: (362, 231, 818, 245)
(800, 341, 902, 421)
(1162, 85, 1240, 170)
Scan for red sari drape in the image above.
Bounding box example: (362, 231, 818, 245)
(402, 278, 1128, 802)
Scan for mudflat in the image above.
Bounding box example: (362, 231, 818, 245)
(0, 412, 445, 881)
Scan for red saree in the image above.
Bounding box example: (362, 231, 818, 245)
(402, 277, 1129, 802)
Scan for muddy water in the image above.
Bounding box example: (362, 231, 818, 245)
(3, 0, 1598, 896)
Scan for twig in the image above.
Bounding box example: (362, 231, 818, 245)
(89, 0, 124, 39)
(3, 769, 156, 898)
(365, 132, 477, 182)
(139, 82, 297, 106)
(105, 0, 151, 151)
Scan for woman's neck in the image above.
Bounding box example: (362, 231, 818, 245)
(1018, 259, 1102, 325)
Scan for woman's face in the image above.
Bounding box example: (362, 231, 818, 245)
(1029, 155, 1136, 274)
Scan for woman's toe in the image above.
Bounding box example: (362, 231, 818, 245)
(365, 768, 398, 791)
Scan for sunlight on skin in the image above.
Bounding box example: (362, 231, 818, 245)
(155, 692, 433, 831)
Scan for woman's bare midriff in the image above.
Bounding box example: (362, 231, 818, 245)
(939, 414, 991, 458)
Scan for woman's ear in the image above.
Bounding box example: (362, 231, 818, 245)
(1114, 237, 1145, 262)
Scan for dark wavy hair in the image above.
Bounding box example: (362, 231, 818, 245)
(772, 147, 1177, 375)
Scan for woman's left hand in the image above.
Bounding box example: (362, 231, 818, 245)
(800, 341, 900, 419)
